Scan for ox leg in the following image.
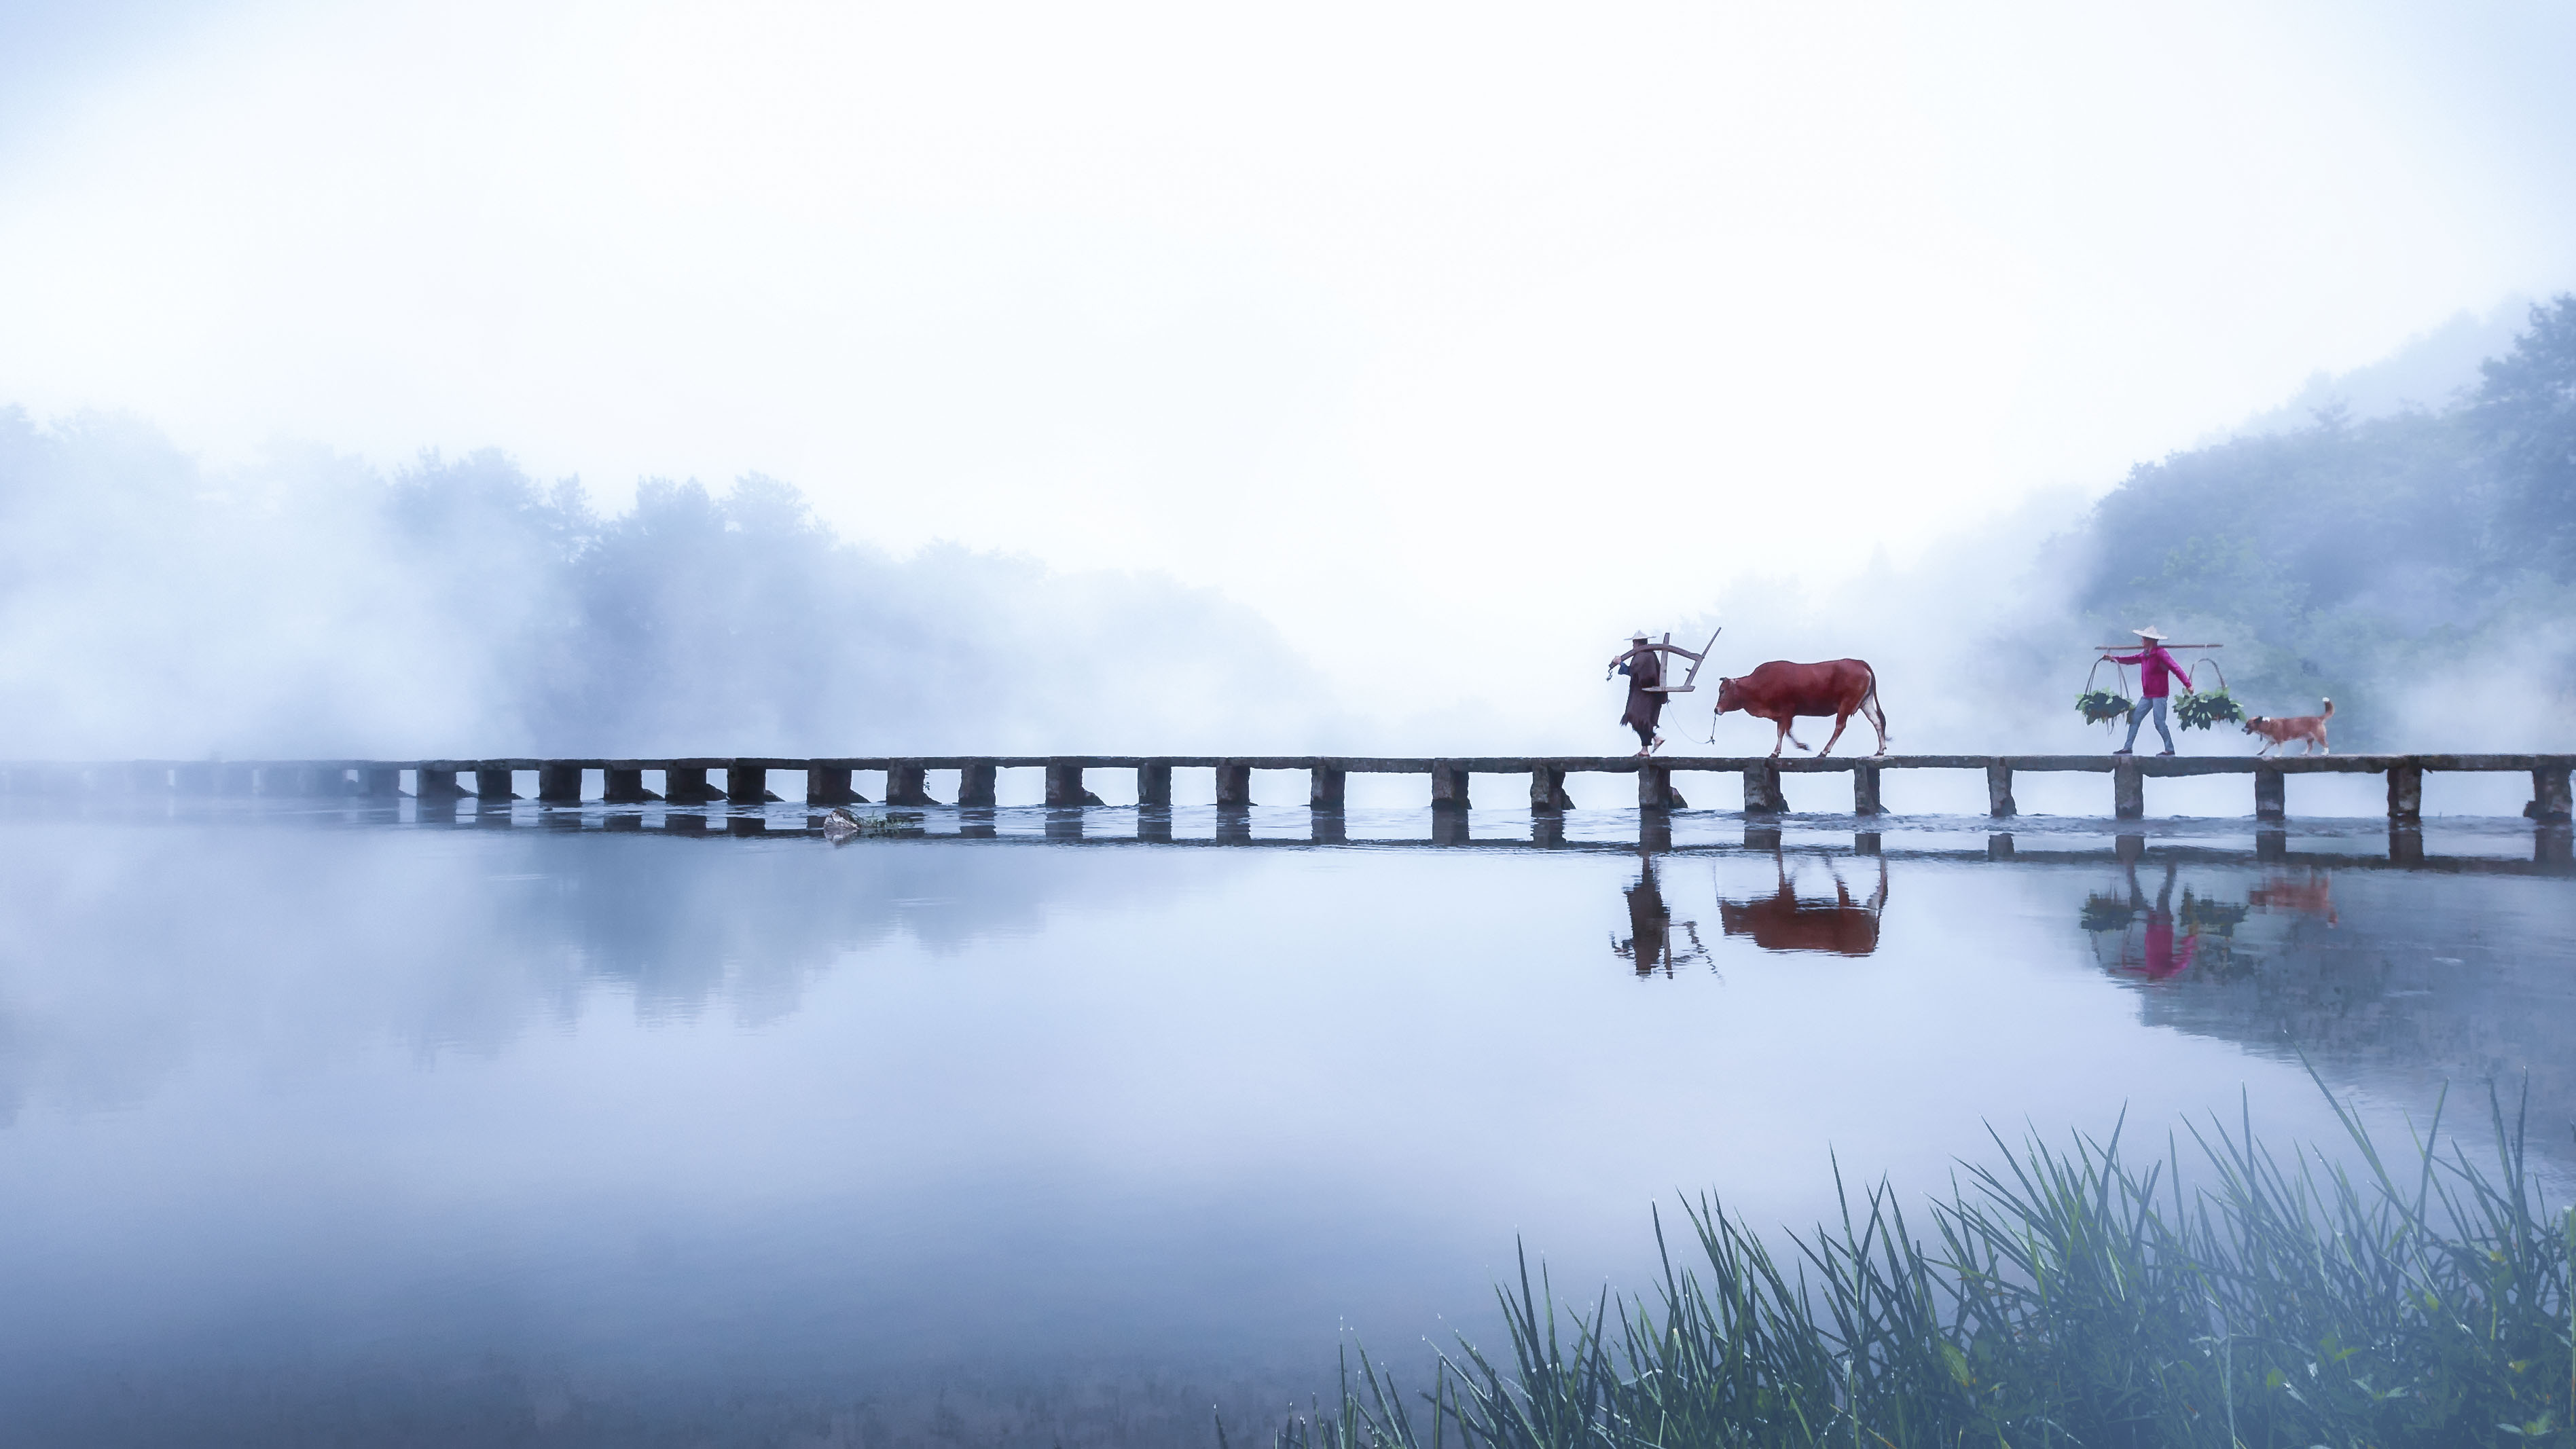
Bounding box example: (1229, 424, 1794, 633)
(1816, 712, 1851, 758)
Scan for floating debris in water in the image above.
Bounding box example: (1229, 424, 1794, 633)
(820, 807, 897, 842)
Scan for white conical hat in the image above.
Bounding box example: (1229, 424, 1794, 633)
(2134, 625, 2166, 640)
(1631, 628, 1650, 640)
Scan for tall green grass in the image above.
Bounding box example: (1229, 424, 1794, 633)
(1247, 1079, 2575, 1448)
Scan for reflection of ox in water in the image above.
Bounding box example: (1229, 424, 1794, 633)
(1716, 854, 1887, 956)
(1711, 659, 1890, 758)
(1612, 859, 1709, 977)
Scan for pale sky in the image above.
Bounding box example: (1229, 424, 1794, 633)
(3, 0, 2571, 720)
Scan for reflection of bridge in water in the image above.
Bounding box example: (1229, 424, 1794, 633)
(5, 752, 2574, 824)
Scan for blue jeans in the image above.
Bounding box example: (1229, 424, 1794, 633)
(2122, 695, 2173, 752)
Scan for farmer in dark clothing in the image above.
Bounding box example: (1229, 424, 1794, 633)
(1609, 629, 1665, 755)
(2103, 627, 2195, 756)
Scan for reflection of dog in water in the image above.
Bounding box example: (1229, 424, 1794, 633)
(1614, 860, 1709, 977)
(2243, 697, 2333, 756)
(2249, 870, 2337, 926)
(1718, 854, 1887, 956)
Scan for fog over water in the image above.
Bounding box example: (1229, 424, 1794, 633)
(0, 801, 2569, 1444)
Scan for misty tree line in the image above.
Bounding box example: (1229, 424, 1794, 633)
(0, 417, 1324, 758)
(2069, 295, 2576, 744)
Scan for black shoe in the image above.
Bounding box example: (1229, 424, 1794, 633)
(2157, 750, 2174, 756)
(2112, 748, 2133, 756)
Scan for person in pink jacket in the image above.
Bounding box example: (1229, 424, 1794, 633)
(2103, 626, 2195, 756)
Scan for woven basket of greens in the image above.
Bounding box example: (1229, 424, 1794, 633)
(2173, 657, 2243, 731)
(2076, 689, 2133, 724)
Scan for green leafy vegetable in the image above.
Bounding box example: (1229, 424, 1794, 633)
(2176, 687, 2246, 731)
(2076, 689, 2132, 724)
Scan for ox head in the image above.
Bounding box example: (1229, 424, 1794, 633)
(1713, 676, 1742, 714)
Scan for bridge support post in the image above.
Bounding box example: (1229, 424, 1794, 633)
(1311, 765, 1345, 810)
(1639, 764, 1684, 811)
(538, 763, 583, 803)
(957, 761, 996, 807)
(415, 767, 461, 801)
(1986, 763, 2016, 818)
(1529, 765, 1572, 812)
(664, 766, 721, 804)
(886, 762, 937, 806)
(1216, 763, 1252, 809)
(1853, 764, 1882, 817)
(361, 767, 401, 797)
(474, 766, 518, 803)
(175, 763, 215, 795)
(2387, 759, 2423, 822)
(2527, 765, 2571, 824)
(1742, 763, 1784, 815)
(2113, 759, 2143, 820)
(1430, 760, 1470, 811)
(728, 760, 782, 803)
(1046, 760, 1102, 807)
(219, 765, 256, 796)
(603, 767, 658, 803)
(1137, 762, 1172, 808)
(2254, 766, 2286, 822)
(808, 765, 863, 805)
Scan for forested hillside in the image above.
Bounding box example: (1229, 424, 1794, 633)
(2067, 297, 2576, 748)
(0, 416, 1331, 758)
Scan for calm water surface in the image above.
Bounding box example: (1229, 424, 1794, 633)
(1, 800, 2571, 1446)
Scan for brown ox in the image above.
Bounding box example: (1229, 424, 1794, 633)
(1713, 659, 1889, 758)
(1718, 858, 1887, 956)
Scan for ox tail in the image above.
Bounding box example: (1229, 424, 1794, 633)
(1862, 663, 1891, 750)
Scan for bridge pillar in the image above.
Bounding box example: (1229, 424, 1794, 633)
(956, 762, 996, 807)
(664, 766, 721, 804)
(602, 767, 658, 803)
(1137, 762, 1173, 808)
(1986, 763, 2015, 818)
(728, 761, 780, 804)
(2113, 759, 2143, 820)
(2253, 766, 2286, 822)
(361, 767, 401, 797)
(1639, 764, 1684, 811)
(1853, 764, 1883, 817)
(474, 767, 518, 803)
(2527, 765, 2571, 824)
(1529, 765, 1572, 812)
(1311, 765, 1346, 810)
(175, 763, 215, 795)
(415, 767, 462, 801)
(1741, 763, 1784, 815)
(1430, 760, 1470, 811)
(538, 763, 583, 803)
(1216, 763, 1252, 809)
(1045, 760, 1103, 807)
(1987, 833, 2016, 860)
(219, 765, 256, 796)
(2386, 760, 2423, 822)
(885, 762, 938, 806)
(808, 765, 863, 806)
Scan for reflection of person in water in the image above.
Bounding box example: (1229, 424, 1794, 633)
(1613, 860, 1706, 976)
(2122, 860, 2199, 980)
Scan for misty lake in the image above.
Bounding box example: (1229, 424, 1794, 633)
(1, 799, 2571, 1447)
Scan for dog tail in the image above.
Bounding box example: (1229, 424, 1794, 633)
(2321, 697, 2334, 718)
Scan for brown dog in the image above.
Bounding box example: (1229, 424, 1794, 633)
(2243, 697, 2333, 756)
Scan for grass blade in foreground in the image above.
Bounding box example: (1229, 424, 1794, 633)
(1254, 1078, 2576, 1448)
